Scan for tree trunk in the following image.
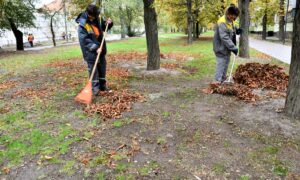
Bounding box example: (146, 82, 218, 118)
(196, 21, 200, 38)
(279, 0, 285, 41)
(200, 26, 203, 34)
(50, 15, 56, 46)
(262, 13, 267, 40)
(238, 0, 250, 58)
(119, 6, 126, 39)
(186, 0, 193, 44)
(127, 24, 133, 37)
(193, 22, 197, 39)
(285, 0, 300, 118)
(143, 0, 160, 70)
(8, 18, 24, 51)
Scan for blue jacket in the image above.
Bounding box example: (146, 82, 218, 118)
(75, 12, 113, 62)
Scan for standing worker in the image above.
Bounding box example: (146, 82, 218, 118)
(76, 4, 113, 95)
(28, 34, 34, 47)
(212, 4, 241, 85)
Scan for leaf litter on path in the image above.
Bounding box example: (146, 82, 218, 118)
(202, 63, 289, 102)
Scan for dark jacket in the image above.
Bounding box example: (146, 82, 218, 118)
(75, 12, 113, 62)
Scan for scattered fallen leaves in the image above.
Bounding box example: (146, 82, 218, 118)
(256, 52, 273, 60)
(2, 167, 10, 174)
(266, 91, 286, 98)
(107, 68, 130, 79)
(45, 60, 86, 78)
(84, 90, 144, 120)
(107, 51, 195, 63)
(161, 63, 180, 69)
(12, 87, 54, 99)
(77, 153, 93, 166)
(107, 52, 147, 62)
(181, 66, 199, 75)
(0, 106, 11, 114)
(160, 52, 195, 61)
(131, 137, 141, 152)
(0, 81, 18, 90)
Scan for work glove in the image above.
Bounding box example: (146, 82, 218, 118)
(106, 18, 112, 25)
(236, 28, 243, 35)
(232, 48, 238, 56)
(232, 34, 237, 45)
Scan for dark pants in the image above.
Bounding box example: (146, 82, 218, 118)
(86, 55, 107, 94)
(29, 41, 33, 47)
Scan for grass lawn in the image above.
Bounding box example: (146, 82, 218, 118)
(0, 33, 297, 179)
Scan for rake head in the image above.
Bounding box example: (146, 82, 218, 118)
(75, 81, 93, 105)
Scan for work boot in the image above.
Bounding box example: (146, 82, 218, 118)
(100, 85, 110, 92)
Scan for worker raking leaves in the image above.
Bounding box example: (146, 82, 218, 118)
(75, 4, 113, 105)
(212, 4, 242, 85)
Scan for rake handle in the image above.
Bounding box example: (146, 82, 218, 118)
(228, 53, 236, 79)
(89, 22, 110, 82)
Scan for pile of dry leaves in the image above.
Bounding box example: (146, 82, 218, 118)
(203, 83, 260, 102)
(203, 63, 289, 102)
(234, 63, 289, 91)
(84, 90, 144, 120)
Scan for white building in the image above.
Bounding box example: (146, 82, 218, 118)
(0, 0, 78, 47)
(250, 0, 296, 37)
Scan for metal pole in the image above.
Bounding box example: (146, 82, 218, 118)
(63, 0, 68, 42)
(283, 0, 290, 44)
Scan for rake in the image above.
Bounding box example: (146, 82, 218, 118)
(75, 23, 109, 105)
(224, 54, 237, 84)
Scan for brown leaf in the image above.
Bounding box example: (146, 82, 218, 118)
(2, 167, 10, 174)
(201, 88, 214, 94)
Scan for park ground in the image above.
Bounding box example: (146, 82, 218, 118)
(0, 33, 300, 179)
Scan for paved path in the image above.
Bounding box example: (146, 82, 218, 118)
(25, 34, 122, 51)
(249, 38, 292, 64)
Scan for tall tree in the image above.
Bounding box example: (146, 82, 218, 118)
(186, 0, 193, 44)
(250, 0, 280, 40)
(278, 0, 285, 41)
(38, 3, 64, 47)
(285, 0, 300, 118)
(0, 0, 36, 50)
(119, 5, 126, 38)
(143, 0, 160, 70)
(239, 0, 250, 58)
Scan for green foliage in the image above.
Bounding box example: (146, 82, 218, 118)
(70, 0, 144, 36)
(250, 0, 280, 26)
(155, 0, 237, 30)
(0, 0, 36, 30)
(69, 0, 94, 17)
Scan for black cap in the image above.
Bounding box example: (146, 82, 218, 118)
(86, 4, 100, 18)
